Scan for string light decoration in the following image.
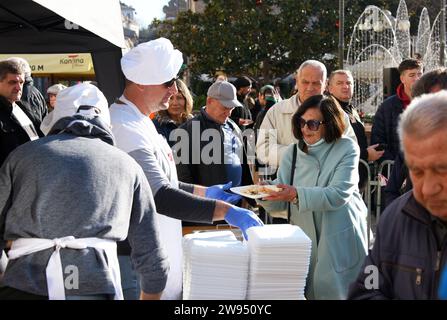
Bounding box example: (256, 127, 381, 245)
(395, 0, 411, 59)
(424, 11, 447, 72)
(346, 5, 398, 116)
(416, 8, 431, 60)
(346, 1, 447, 116)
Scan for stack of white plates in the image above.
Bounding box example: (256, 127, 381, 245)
(246, 224, 312, 300)
(182, 231, 249, 300)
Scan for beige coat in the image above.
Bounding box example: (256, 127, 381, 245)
(256, 94, 356, 169)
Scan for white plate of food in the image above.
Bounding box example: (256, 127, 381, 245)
(230, 185, 282, 199)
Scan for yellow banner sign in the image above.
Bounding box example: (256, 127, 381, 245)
(0, 53, 94, 75)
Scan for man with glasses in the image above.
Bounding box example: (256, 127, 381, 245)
(109, 38, 263, 300)
(176, 80, 253, 193)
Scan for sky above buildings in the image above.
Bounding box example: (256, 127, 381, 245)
(122, 0, 170, 27)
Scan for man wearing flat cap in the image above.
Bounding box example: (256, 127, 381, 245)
(109, 37, 263, 300)
(0, 83, 167, 300)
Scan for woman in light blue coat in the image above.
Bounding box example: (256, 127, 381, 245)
(258, 95, 368, 300)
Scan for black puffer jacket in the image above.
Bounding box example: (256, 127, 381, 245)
(384, 151, 412, 208)
(348, 192, 447, 299)
(338, 100, 369, 190)
(0, 96, 43, 166)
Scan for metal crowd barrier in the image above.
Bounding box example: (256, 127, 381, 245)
(375, 160, 395, 222)
(359, 159, 373, 247)
(359, 159, 395, 247)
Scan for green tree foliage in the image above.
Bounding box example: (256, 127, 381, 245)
(152, 0, 439, 81)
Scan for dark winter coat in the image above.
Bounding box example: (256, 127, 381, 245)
(21, 76, 47, 120)
(176, 108, 253, 188)
(0, 95, 43, 166)
(348, 192, 447, 300)
(384, 151, 412, 208)
(371, 85, 408, 161)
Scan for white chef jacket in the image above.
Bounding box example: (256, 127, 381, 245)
(110, 96, 183, 300)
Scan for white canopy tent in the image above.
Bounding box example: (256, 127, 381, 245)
(0, 0, 126, 103)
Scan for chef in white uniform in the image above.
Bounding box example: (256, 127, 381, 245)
(110, 38, 263, 300)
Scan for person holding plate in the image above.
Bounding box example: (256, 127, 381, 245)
(257, 94, 368, 300)
(109, 38, 263, 300)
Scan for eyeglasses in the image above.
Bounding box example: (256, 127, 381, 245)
(162, 76, 179, 88)
(299, 117, 324, 131)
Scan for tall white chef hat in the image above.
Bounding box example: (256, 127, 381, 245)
(121, 37, 183, 85)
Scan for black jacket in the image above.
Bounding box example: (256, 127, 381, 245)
(21, 76, 47, 121)
(338, 100, 369, 190)
(348, 192, 447, 299)
(230, 95, 252, 130)
(152, 111, 193, 148)
(384, 151, 412, 208)
(0, 96, 43, 166)
(176, 108, 253, 188)
(371, 95, 404, 161)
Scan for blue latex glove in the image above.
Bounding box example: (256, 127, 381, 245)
(439, 265, 447, 299)
(205, 181, 242, 204)
(224, 206, 264, 240)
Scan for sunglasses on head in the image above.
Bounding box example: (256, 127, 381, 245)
(299, 117, 324, 131)
(162, 76, 179, 88)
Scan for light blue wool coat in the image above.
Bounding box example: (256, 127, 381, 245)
(258, 136, 368, 300)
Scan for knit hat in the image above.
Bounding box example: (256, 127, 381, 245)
(233, 76, 252, 90)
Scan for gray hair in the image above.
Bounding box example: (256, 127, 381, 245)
(0, 59, 25, 80)
(398, 90, 447, 151)
(6, 57, 31, 77)
(296, 60, 327, 82)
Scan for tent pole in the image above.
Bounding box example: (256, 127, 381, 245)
(339, 0, 345, 69)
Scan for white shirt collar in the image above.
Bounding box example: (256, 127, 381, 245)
(118, 95, 147, 119)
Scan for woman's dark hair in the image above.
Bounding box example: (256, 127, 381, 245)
(292, 95, 346, 152)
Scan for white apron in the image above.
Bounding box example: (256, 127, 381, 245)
(151, 130, 183, 300)
(8, 236, 123, 300)
(110, 97, 183, 300)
